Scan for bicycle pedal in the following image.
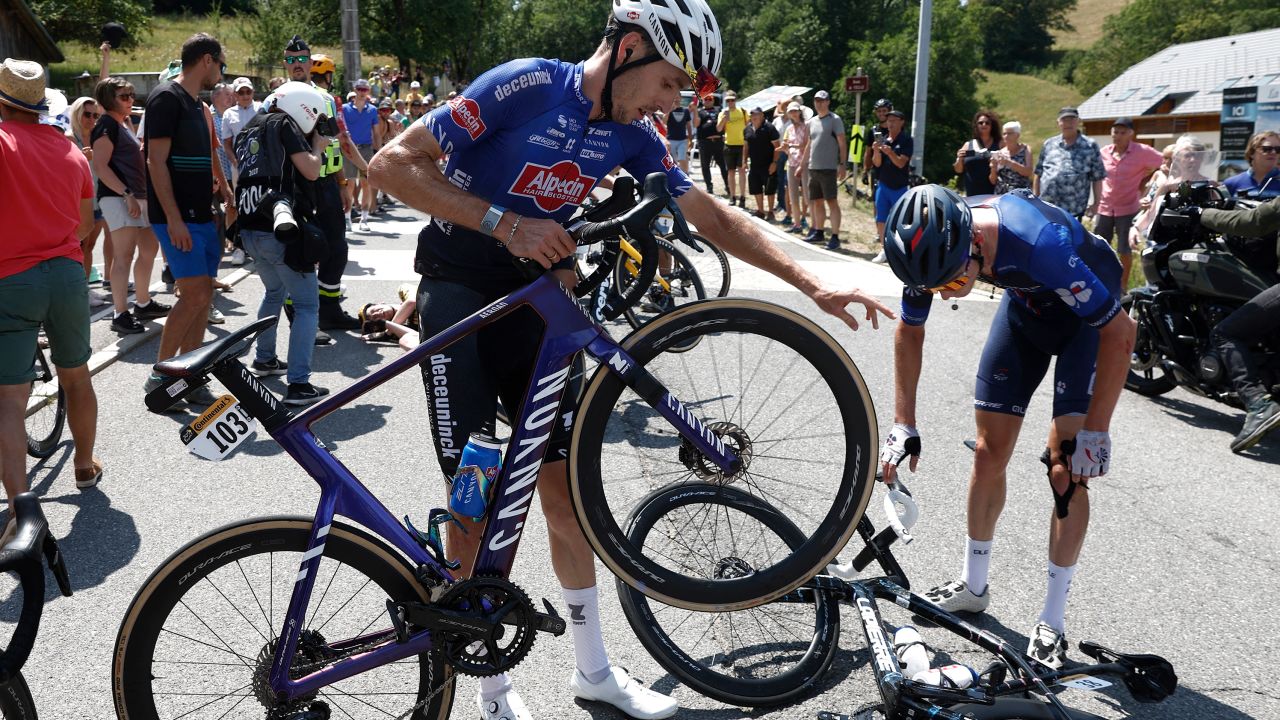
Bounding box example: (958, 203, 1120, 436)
(386, 600, 411, 644)
(535, 598, 566, 636)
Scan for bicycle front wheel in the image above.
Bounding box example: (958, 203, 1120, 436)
(618, 237, 707, 333)
(112, 517, 455, 720)
(666, 231, 730, 298)
(617, 484, 840, 706)
(25, 351, 65, 459)
(571, 298, 878, 611)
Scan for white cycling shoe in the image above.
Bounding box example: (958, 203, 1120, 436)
(570, 666, 678, 719)
(477, 688, 533, 720)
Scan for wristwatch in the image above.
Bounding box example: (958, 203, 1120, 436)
(480, 204, 506, 237)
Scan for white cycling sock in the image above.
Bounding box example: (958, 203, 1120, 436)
(562, 585, 611, 684)
(1038, 561, 1076, 633)
(961, 537, 993, 595)
(478, 672, 513, 703)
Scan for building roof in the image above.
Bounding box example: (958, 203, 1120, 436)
(1, 0, 64, 64)
(1079, 28, 1280, 120)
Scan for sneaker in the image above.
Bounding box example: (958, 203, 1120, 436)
(825, 235, 841, 251)
(231, 248, 246, 266)
(284, 382, 330, 406)
(922, 579, 990, 614)
(1027, 621, 1068, 670)
(161, 266, 175, 293)
(800, 218, 809, 229)
(871, 250, 888, 264)
(133, 299, 172, 319)
(477, 688, 532, 720)
(802, 229, 824, 244)
(1230, 398, 1280, 453)
(111, 311, 145, 335)
(74, 457, 103, 490)
(345, 215, 353, 232)
(314, 330, 334, 346)
(88, 289, 112, 307)
(787, 224, 804, 234)
(251, 358, 289, 376)
(208, 306, 226, 325)
(186, 385, 220, 408)
(781, 215, 792, 226)
(359, 219, 371, 233)
(570, 666, 677, 720)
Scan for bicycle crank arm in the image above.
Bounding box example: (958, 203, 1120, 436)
(393, 600, 498, 641)
(534, 598, 567, 636)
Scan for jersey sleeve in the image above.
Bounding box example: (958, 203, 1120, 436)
(899, 285, 933, 326)
(421, 59, 558, 156)
(1029, 222, 1121, 327)
(620, 120, 692, 198)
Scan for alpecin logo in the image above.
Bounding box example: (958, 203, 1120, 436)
(448, 96, 486, 140)
(662, 152, 676, 171)
(509, 160, 597, 212)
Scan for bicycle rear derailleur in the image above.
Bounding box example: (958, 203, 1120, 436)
(387, 576, 566, 677)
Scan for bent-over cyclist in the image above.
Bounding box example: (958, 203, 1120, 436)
(369, 2, 894, 718)
(878, 185, 1136, 670)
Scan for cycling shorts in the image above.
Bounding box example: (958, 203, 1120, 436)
(416, 277, 575, 479)
(974, 293, 1098, 418)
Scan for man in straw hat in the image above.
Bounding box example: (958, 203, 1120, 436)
(0, 58, 104, 512)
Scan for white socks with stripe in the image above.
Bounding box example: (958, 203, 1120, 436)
(1038, 561, 1076, 633)
(562, 585, 611, 684)
(961, 537, 993, 595)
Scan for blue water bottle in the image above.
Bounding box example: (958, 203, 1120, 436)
(449, 433, 503, 521)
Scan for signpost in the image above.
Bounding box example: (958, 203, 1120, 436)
(845, 75, 870, 94)
(847, 70, 869, 205)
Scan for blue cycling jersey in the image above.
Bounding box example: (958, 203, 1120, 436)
(415, 58, 691, 293)
(900, 191, 1122, 328)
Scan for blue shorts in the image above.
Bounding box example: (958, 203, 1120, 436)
(974, 294, 1097, 418)
(154, 222, 220, 279)
(875, 184, 908, 223)
(669, 138, 688, 161)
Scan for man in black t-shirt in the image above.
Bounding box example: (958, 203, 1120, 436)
(143, 33, 226, 407)
(744, 107, 781, 218)
(692, 94, 728, 195)
(666, 103, 692, 173)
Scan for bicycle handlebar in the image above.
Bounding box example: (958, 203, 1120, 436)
(0, 493, 71, 682)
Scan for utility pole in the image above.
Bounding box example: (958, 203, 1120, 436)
(340, 0, 362, 92)
(910, 0, 932, 177)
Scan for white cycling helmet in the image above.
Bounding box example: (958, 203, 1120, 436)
(266, 81, 325, 134)
(611, 0, 722, 83)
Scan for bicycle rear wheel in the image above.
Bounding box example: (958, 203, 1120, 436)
(25, 350, 65, 459)
(112, 517, 454, 720)
(0, 673, 37, 719)
(666, 231, 730, 298)
(571, 298, 877, 612)
(618, 484, 839, 706)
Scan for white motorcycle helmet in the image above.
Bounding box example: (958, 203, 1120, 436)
(611, 0, 722, 81)
(265, 81, 325, 134)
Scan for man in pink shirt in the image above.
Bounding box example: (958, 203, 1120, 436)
(1096, 117, 1163, 288)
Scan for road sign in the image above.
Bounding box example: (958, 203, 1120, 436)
(845, 75, 869, 94)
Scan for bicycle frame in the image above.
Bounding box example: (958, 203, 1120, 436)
(205, 272, 740, 702)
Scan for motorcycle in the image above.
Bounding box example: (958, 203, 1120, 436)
(1124, 177, 1280, 407)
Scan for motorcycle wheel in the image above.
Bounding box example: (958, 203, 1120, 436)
(1122, 293, 1177, 396)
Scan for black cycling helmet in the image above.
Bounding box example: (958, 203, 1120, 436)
(882, 185, 973, 291)
(873, 98, 893, 110)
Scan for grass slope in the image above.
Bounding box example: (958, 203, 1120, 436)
(50, 14, 395, 95)
(1052, 0, 1132, 50)
(978, 71, 1084, 150)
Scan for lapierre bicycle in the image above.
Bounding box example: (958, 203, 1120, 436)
(112, 173, 879, 718)
(616, 478, 1177, 719)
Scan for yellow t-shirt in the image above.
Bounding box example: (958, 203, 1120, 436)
(719, 107, 748, 146)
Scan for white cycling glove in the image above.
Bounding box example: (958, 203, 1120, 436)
(879, 423, 921, 469)
(1068, 430, 1111, 478)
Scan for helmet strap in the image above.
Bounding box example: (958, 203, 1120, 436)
(595, 29, 663, 123)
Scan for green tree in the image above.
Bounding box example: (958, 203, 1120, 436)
(967, 0, 1076, 72)
(31, 0, 152, 50)
(238, 0, 330, 70)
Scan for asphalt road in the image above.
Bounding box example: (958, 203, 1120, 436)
(10, 200, 1280, 720)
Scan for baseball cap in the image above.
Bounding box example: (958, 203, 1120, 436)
(1111, 116, 1134, 129)
(749, 106, 763, 114)
(724, 91, 736, 100)
(1058, 106, 1080, 119)
(410, 80, 421, 88)
(379, 98, 392, 109)
(887, 109, 905, 119)
(873, 97, 893, 109)
(814, 90, 830, 100)
(231, 77, 253, 92)
(786, 101, 802, 113)
(354, 78, 370, 90)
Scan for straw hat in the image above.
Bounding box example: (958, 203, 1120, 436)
(0, 58, 48, 112)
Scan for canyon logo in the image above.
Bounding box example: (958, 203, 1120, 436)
(508, 160, 597, 212)
(448, 96, 486, 140)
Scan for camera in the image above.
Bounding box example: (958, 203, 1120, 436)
(965, 149, 991, 160)
(273, 196, 300, 243)
(874, 127, 887, 140)
(316, 114, 339, 138)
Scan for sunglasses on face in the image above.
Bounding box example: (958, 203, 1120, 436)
(928, 259, 976, 293)
(357, 88, 370, 93)
(1259, 145, 1280, 154)
(116, 92, 135, 100)
(691, 66, 719, 101)
(83, 111, 101, 120)
(977, 120, 991, 126)
(285, 55, 310, 64)
(236, 89, 253, 95)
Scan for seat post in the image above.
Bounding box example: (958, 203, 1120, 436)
(212, 359, 293, 432)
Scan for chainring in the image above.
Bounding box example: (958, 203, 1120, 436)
(436, 576, 538, 677)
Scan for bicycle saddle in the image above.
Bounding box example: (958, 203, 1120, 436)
(155, 316, 279, 379)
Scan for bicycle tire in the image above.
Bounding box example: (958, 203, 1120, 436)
(0, 672, 37, 719)
(112, 517, 454, 720)
(570, 298, 877, 612)
(25, 351, 65, 459)
(946, 697, 1105, 719)
(665, 231, 730, 298)
(618, 237, 707, 333)
(617, 483, 839, 706)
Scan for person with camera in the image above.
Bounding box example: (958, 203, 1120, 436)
(1196, 196, 1280, 452)
(870, 109, 912, 247)
(952, 110, 1000, 196)
(233, 82, 333, 406)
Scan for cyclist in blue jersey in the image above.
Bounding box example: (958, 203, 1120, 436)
(878, 185, 1136, 670)
(369, 2, 893, 718)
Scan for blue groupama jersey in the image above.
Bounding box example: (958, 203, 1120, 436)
(901, 190, 1123, 328)
(414, 57, 691, 292)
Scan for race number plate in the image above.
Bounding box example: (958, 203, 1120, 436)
(1058, 674, 1113, 691)
(180, 394, 257, 460)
